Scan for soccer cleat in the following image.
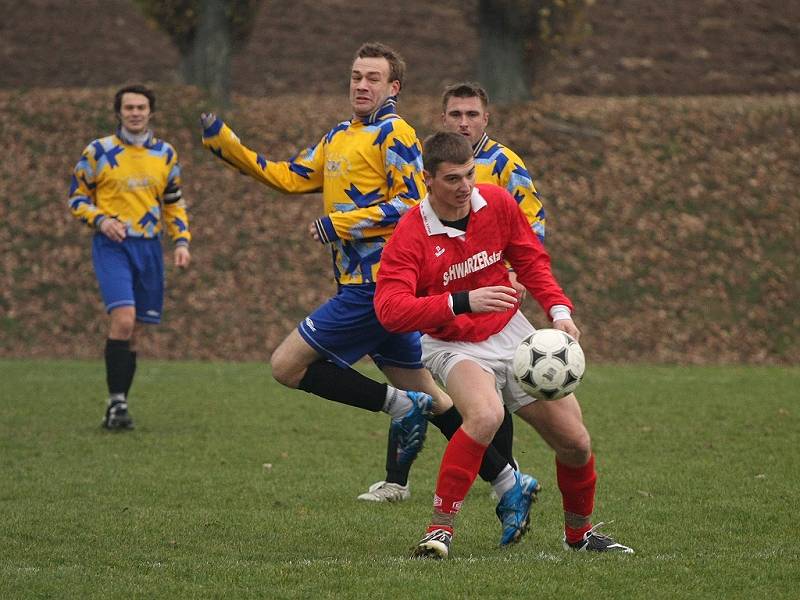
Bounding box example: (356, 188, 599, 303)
(357, 480, 411, 502)
(391, 391, 433, 465)
(102, 400, 134, 431)
(563, 522, 634, 553)
(411, 528, 452, 560)
(496, 471, 541, 546)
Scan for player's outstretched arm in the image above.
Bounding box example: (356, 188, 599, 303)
(200, 113, 324, 195)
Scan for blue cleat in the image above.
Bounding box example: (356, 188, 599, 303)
(496, 471, 541, 546)
(391, 391, 433, 466)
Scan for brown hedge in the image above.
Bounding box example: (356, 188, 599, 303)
(1, 88, 797, 364)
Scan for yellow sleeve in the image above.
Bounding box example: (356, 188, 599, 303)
(202, 118, 324, 194)
(162, 144, 191, 244)
(67, 143, 106, 228)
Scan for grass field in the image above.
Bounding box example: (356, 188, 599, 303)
(1, 359, 798, 599)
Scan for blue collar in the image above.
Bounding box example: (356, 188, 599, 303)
(356, 96, 398, 125)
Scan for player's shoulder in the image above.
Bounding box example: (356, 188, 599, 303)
(398, 202, 423, 227)
(84, 134, 115, 150)
(390, 203, 424, 238)
(486, 136, 525, 165)
(148, 136, 179, 160)
(323, 120, 351, 143)
(382, 114, 418, 139)
(475, 182, 515, 203)
(78, 135, 113, 161)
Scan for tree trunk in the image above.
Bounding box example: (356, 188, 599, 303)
(477, 0, 532, 104)
(189, 0, 232, 109)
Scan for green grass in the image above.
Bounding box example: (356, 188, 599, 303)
(1, 360, 798, 599)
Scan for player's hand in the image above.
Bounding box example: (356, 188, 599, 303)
(308, 221, 320, 242)
(200, 112, 216, 128)
(553, 318, 581, 341)
(99, 217, 126, 243)
(508, 270, 526, 302)
(174, 245, 191, 269)
(468, 286, 518, 313)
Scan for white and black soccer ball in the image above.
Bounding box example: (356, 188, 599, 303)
(512, 328, 585, 401)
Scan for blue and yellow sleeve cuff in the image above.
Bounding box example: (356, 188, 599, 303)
(313, 216, 339, 244)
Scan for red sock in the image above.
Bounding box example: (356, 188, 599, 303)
(556, 454, 597, 543)
(433, 427, 487, 516)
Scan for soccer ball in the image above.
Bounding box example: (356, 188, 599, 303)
(512, 328, 585, 401)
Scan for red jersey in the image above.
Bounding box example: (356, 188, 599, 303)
(374, 183, 573, 342)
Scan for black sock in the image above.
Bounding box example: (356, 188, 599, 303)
(493, 407, 515, 467)
(297, 360, 387, 412)
(125, 351, 137, 397)
(384, 405, 511, 484)
(105, 338, 131, 398)
(384, 425, 409, 486)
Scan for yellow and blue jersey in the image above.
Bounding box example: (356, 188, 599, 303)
(202, 97, 425, 285)
(68, 129, 191, 245)
(473, 132, 545, 242)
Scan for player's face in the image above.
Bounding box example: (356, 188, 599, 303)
(426, 159, 476, 221)
(442, 96, 489, 146)
(118, 93, 151, 134)
(350, 57, 400, 117)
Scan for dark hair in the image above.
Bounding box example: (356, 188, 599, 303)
(354, 42, 406, 91)
(441, 82, 489, 112)
(114, 84, 156, 114)
(423, 131, 473, 176)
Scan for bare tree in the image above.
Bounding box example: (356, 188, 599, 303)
(135, 0, 259, 108)
(478, 0, 594, 103)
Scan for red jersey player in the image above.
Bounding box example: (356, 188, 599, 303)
(375, 131, 634, 559)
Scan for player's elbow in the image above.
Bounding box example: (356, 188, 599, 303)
(374, 299, 406, 333)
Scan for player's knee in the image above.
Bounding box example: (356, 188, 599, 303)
(462, 401, 504, 442)
(559, 428, 592, 466)
(109, 309, 135, 339)
(269, 348, 301, 389)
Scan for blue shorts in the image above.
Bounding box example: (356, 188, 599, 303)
(298, 284, 423, 370)
(92, 234, 164, 324)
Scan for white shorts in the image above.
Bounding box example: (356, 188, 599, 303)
(421, 310, 537, 414)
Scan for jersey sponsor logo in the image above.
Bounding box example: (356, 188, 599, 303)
(324, 154, 351, 179)
(442, 250, 503, 286)
(434, 245, 445, 257)
(126, 176, 155, 191)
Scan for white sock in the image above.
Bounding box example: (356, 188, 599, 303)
(109, 393, 125, 405)
(382, 387, 414, 419)
(491, 464, 517, 499)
